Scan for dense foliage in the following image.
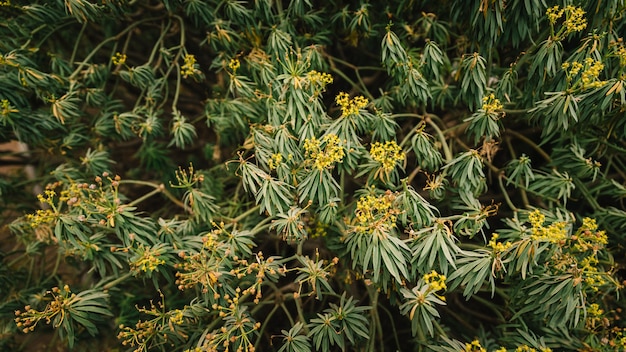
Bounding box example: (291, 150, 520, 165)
(1, 0, 626, 351)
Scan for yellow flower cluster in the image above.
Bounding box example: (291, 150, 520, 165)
(111, 52, 126, 66)
(581, 58, 605, 88)
(355, 193, 395, 225)
(303, 134, 345, 170)
(423, 270, 447, 292)
(228, 58, 240, 73)
(488, 233, 512, 252)
(370, 140, 405, 172)
(268, 153, 283, 170)
(169, 309, 184, 325)
(181, 54, 197, 78)
(14, 285, 73, 334)
(564, 58, 606, 88)
(131, 244, 166, 273)
(463, 340, 486, 352)
(617, 44, 626, 67)
(562, 61, 583, 76)
(1, 99, 18, 117)
(585, 303, 604, 329)
(579, 256, 607, 291)
(547, 5, 587, 34)
(0, 1, 10, 6)
(527, 209, 567, 243)
(481, 93, 503, 114)
(335, 92, 368, 116)
(25, 209, 56, 228)
(307, 70, 333, 86)
(571, 217, 608, 252)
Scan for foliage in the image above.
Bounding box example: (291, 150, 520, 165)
(1, 0, 626, 351)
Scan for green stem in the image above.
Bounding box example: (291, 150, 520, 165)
(504, 136, 530, 208)
(367, 287, 382, 352)
(498, 172, 518, 212)
(126, 187, 163, 207)
(293, 295, 309, 334)
(102, 271, 134, 290)
(119, 180, 186, 209)
(227, 205, 261, 223)
(69, 22, 88, 66)
(69, 17, 164, 81)
(377, 303, 401, 351)
(506, 129, 551, 163)
(573, 178, 602, 211)
(254, 304, 279, 350)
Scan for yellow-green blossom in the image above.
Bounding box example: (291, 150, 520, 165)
(111, 52, 127, 65)
(228, 58, 240, 73)
(335, 92, 368, 116)
(423, 270, 447, 292)
(527, 209, 567, 243)
(481, 93, 503, 114)
(307, 70, 333, 86)
(131, 244, 166, 273)
(181, 54, 198, 78)
(369, 140, 405, 173)
(463, 339, 486, 352)
(1, 99, 18, 117)
(303, 134, 345, 170)
(581, 58, 605, 88)
(268, 153, 283, 170)
(547, 6, 587, 38)
(563, 6, 587, 34)
(546, 6, 564, 24)
(488, 233, 512, 252)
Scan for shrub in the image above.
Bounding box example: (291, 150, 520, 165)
(1, 0, 625, 351)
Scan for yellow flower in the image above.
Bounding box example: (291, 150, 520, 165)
(581, 217, 598, 231)
(563, 5, 587, 34)
(111, 52, 127, 66)
(229, 58, 240, 73)
(581, 59, 605, 88)
(303, 134, 345, 170)
(369, 140, 405, 173)
(528, 209, 545, 227)
(423, 270, 447, 292)
(481, 93, 503, 114)
(268, 153, 283, 170)
(181, 54, 198, 78)
(463, 339, 486, 352)
(546, 6, 564, 24)
(335, 92, 369, 116)
(488, 233, 512, 252)
(307, 70, 333, 86)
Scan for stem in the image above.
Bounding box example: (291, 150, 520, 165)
(102, 271, 134, 290)
(367, 287, 382, 352)
(506, 129, 551, 163)
(573, 178, 601, 211)
(119, 180, 186, 209)
(254, 304, 279, 350)
(126, 187, 163, 207)
(498, 172, 517, 212)
(69, 22, 88, 66)
(293, 295, 309, 333)
(504, 136, 530, 208)
(69, 17, 164, 81)
(377, 304, 401, 351)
